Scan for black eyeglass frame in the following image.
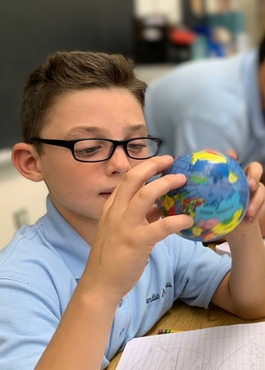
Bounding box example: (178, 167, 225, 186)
(29, 136, 162, 163)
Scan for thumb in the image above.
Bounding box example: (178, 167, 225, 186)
(225, 149, 237, 161)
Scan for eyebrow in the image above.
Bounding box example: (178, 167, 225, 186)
(64, 124, 148, 139)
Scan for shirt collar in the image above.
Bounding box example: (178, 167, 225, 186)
(42, 196, 90, 279)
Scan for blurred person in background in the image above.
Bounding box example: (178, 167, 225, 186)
(144, 32, 265, 236)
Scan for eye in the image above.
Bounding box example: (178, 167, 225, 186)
(127, 140, 147, 152)
(81, 145, 101, 154)
(74, 140, 111, 159)
(76, 144, 102, 157)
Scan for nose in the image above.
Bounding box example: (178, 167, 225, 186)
(105, 145, 131, 174)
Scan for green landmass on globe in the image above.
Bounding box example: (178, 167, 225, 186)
(156, 150, 250, 242)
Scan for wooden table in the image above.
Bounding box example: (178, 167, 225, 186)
(108, 297, 265, 369)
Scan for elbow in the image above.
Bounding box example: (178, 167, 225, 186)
(234, 303, 265, 321)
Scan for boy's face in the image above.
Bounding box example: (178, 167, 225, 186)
(36, 88, 147, 229)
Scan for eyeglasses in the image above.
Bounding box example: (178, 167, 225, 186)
(29, 136, 162, 163)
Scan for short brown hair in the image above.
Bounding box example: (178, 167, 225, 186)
(21, 51, 147, 143)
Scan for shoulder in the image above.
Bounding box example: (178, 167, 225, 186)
(147, 53, 246, 99)
(0, 224, 76, 300)
(0, 224, 77, 369)
(150, 235, 231, 306)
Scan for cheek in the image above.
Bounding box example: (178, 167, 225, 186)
(40, 158, 82, 193)
(45, 160, 101, 195)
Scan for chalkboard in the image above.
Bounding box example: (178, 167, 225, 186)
(0, 0, 134, 149)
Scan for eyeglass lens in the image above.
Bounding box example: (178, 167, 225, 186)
(73, 138, 158, 161)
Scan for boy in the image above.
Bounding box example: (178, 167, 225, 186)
(0, 51, 265, 370)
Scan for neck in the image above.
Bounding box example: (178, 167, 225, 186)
(70, 218, 98, 246)
(50, 197, 98, 246)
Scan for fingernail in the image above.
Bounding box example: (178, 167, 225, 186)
(175, 174, 186, 181)
(248, 178, 257, 188)
(247, 205, 255, 216)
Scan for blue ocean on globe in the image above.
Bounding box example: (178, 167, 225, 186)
(156, 150, 250, 242)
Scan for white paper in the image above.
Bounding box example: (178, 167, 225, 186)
(215, 241, 231, 256)
(117, 322, 265, 369)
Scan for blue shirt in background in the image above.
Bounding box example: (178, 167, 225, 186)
(144, 50, 265, 169)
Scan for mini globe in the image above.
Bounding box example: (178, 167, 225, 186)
(156, 150, 250, 242)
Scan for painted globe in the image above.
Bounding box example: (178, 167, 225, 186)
(156, 150, 250, 242)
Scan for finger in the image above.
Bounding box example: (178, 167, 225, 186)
(142, 214, 194, 245)
(146, 204, 161, 224)
(123, 173, 187, 223)
(244, 200, 265, 223)
(225, 149, 238, 161)
(244, 162, 263, 191)
(245, 182, 265, 219)
(108, 155, 174, 207)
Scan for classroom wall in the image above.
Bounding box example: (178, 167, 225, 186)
(0, 0, 134, 151)
(239, 0, 258, 45)
(0, 152, 48, 249)
(134, 0, 181, 24)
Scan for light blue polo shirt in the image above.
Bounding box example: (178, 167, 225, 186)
(0, 196, 231, 369)
(145, 50, 265, 169)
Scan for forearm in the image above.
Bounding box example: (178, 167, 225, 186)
(259, 214, 265, 237)
(35, 280, 119, 370)
(226, 223, 265, 319)
(259, 172, 265, 236)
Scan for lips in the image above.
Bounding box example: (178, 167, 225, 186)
(100, 192, 112, 200)
(99, 188, 115, 199)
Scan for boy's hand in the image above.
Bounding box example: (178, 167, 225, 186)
(226, 161, 265, 240)
(213, 161, 265, 319)
(241, 161, 265, 226)
(222, 150, 265, 238)
(84, 155, 193, 302)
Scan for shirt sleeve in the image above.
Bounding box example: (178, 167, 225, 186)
(0, 276, 63, 370)
(167, 234, 232, 308)
(0, 271, 112, 370)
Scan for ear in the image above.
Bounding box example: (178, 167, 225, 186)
(12, 143, 44, 182)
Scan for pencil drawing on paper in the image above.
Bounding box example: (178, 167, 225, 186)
(128, 338, 265, 370)
(117, 323, 265, 370)
(131, 348, 211, 369)
(218, 340, 265, 369)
